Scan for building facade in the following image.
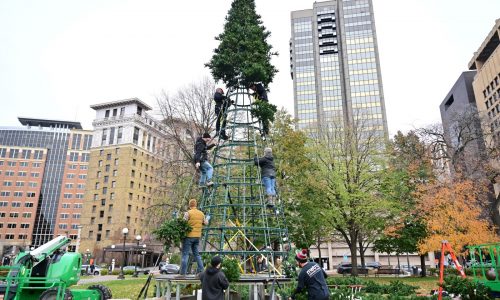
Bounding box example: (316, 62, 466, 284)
(468, 18, 500, 197)
(290, 0, 388, 137)
(439, 71, 488, 178)
(0, 118, 91, 257)
(79, 98, 170, 262)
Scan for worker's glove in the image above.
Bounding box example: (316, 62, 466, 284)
(195, 162, 200, 169)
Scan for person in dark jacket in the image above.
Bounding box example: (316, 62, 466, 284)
(199, 256, 229, 300)
(289, 249, 329, 300)
(249, 83, 268, 102)
(254, 147, 276, 207)
(214, 88, 231, 140)
(194, 133, 216, 187)
(249, 83, 271, 138)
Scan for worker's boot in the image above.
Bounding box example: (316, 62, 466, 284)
(266, 195, 275, 208)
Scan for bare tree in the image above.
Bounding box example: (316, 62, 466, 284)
(145, 77, 217, 227)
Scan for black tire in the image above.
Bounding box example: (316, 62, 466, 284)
(88, 284, 112, 300)
(39, 288, 74, 300)
(93, 271, 99, 276)
(160, 270, 166, 274)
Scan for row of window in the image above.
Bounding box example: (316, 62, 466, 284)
(0, 212, 32, 218)
(3, 181, 38, 187)
(482, 73, 500, 98)
(68, 152, 90, 162)
(61, 203, 83, 208)
(58, 224, 80, 229)
(64, 183, 86, 189)
(66, 174, 87, 179)
(2, 171, 40, 177)
(0, 191, 36, 197)
(0, 223, 30, 229)
(0, 201, 34, 207)
(63, 193, 84, 199)
(0, 161, 42, 167)
(68, 164, 88, 170)
(101, 126, 124, 146)
(0, 149, 44, 160)
(59, 213, 81, 219)
(1, 234, 28, 240)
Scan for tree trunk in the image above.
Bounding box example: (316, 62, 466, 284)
(396, 253, 400, 274)
(387, 253, 391, 265)
(420, 254, 427, 277)
(317, 235, 323, 268)
(406, 252, 410, 271)
(349, 230, 359, 276)
(358, 235, 366, 267)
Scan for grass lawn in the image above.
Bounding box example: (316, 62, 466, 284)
(74, 276, 152, 299)
(369, 276, 440, 294)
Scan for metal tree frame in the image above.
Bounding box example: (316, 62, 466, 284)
(199, 87, 290, 276)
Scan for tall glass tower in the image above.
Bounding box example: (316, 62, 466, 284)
(290, 0, 388, 137)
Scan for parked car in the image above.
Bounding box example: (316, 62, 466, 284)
(122, 265, 150, 274)
(365, 262, 382, 269)
(160, 264, 180, 274)
(397, 265, 422, 275)
(80, 264, 102, 276)
(336, 263, 370, 275)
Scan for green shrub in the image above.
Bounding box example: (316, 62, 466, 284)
(153, 218, 192, 250)
(100, 269, 108, 276)
(169, 253, 181, 265)
(124, 270, 134, 275)
(221, 257, 241, 282)
(427, 268, 438, 276)
(111, 270, 120, 275)
(385, 280, 418, 296)
(442, 275, 492, 299)
(326, 276, 364, 286)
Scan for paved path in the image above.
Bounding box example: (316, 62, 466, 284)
(78, 275, 147, 284)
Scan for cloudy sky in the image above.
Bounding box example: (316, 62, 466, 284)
(0, 0, 499, 136)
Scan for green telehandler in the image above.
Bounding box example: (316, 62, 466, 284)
(0, 236, 112, 300)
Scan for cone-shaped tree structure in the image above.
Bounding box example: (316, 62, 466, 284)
(199, 87, 289, 276)
(206, 0, 277, 89)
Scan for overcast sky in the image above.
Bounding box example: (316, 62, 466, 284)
(0, 0, 499, 137)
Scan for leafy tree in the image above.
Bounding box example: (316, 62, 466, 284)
(416, 179, 498, 254)
(378, 131, 434, 275)
(310, 115, 398, 276)
(206, 0, 277, 88)
(269, 110, 326, 249)
(153, 218, 192, 252)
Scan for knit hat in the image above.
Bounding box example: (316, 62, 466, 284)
(295, 249, 308, 262)
(211, 256, 222, 267)
(202, 132, 211, 139)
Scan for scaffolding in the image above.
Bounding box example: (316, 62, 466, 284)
(199, 87, 290, 276)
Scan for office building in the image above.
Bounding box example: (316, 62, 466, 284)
(0, 118, 92, 257)
(468, 18, 500, 197)
(290, 0, 388, 137)
(79, 98, 170, 261)
(439, 71, 487, 178)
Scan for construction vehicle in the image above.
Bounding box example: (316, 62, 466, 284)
(0, 236, 112, 300)
(468, 242, 500, 297)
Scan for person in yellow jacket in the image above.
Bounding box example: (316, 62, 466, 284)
(180, 199, 208, 275)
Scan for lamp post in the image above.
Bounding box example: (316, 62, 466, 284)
(132, 235, 142, 277)
(85, 249, 91, 275)
(141, 244, 147, 268)
(117, 227, 128, 279)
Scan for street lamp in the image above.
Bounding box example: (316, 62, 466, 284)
(132, 235, 142, 277)
(85, 249, 91, 275)
(117, 227, 128, 279)
(141, 244, 147, 268)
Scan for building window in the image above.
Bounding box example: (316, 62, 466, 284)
(81, 153, 90, 162)
(9, 149, 19, 158)
(109, 127, 115, 145)
(107, 216, 112, 224)
(13, 192, 23, 198)
(120, 107, 125, 116)
(117, 127, 123, 143)
(27, 192, 35, 198)
(114, 158, 119, 166)
(69, 152, 79, 162)
(105, 165, 110, 172)
(25, 202, 34, 207)
(104, 176, 109, 183)
(105, 110, 110, 118)
(102, 187, 107, 195)
(101, 199, 106, 206)
(105, 230, 110, 238)
(20, 223, 29, 228)
(89, 231, 94, 238)
(113, 170, 117, 176)
(33, 150, 43, 160)
(101, 128, 107, 146)
(99, 211, 104, 218)
(133, 127, 140, 144)
(110, 192, 115, 200)
(130, 181, 134, 188)
(3, 181, 12, 186)
(60, 213, 69, 219)
(32, 162, 41, 168)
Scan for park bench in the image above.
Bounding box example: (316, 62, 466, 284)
(375, 266, 401, 277)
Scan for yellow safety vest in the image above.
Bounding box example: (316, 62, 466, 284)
(187, 208, 205, 238)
